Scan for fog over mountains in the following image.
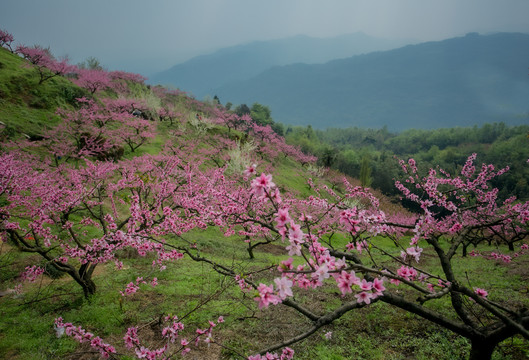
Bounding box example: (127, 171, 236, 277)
(151, 33, 410, 98)
(152, 32, 529, 131)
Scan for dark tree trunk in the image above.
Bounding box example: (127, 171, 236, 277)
(247, 243, 255, 259)
(469, 338, 496, 360)
(462, 242, 468, 257)
(81, 277, 97, 298)
(75, 263, 97, 298)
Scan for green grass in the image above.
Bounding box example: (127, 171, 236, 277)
(4, 229, 528, 359)
(0, 48, 88, 138)
(0, 230, 281, 358)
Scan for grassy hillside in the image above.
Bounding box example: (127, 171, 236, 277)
(0, 39, 528, 360)
(0, 48, 87, 137)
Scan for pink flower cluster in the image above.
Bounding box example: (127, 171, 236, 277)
(0, 28, 14, 51)
(474, 288, 488, 299)
(120, 277, 158, 296)
(124, 314, 204, 358)
(489, 252, 512, 263)
(251, 173, 276, 198)
(335, 270, 385, 303)
(54, 317, 116, 359)
(346, 240, 368, 254)
(255, 283, 282, 309)
(248, 347, 294, 360)
(469, 244, 528, 263)
(339, 208, 361, 234)
(20, 265, 45, 283)
(16, 45, 75, 84)
(57, 314, 225, 360)
(244, 163, 258, 179)
(390, 266, 419, 286)
(125, 325, 170, 359)
(401, 246, 423, 263)
(286, 222, 305, 256)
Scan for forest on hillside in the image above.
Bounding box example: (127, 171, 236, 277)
(225, 99, 529, 206)
(283, 122, 529, 204)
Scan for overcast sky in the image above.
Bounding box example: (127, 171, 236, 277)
(2, 0, 529, 76)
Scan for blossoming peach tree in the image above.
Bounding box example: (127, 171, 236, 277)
(2, 145, 528, 359)
(214, 155, 529, 360)
(15, 45, 75, 84)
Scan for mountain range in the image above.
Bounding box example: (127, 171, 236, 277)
(150, 32, 410, 99)
(153, 32, 529, 131)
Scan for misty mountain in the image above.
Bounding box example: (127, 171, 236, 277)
(150, 33, 409, 98)
(213, 32, 529, 131)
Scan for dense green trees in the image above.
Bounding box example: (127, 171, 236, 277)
(285, 122, 529, 203)
(232, 102, 285, 135)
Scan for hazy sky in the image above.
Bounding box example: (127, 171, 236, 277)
(2, 0, 529, 76)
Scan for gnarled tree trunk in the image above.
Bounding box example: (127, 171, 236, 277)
(468, 338, 497, 360)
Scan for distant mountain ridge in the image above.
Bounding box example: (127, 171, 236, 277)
(150, 33, 410, 98)
(212, 32, 529, 131)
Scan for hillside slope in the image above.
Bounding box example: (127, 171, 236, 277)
(0, 48, 87, 136)
(214, 32, 529, 131)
